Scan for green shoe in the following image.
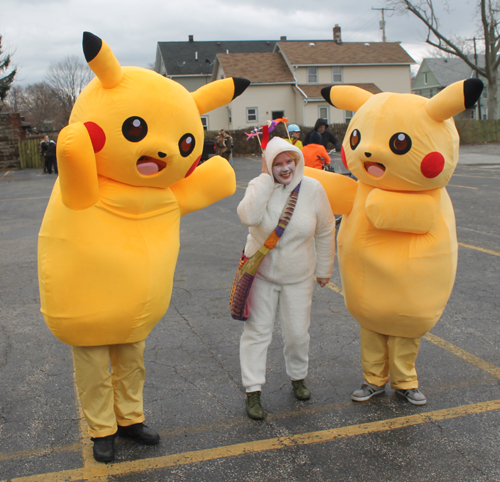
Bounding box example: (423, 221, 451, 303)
(246, 391, 265, 420)
(291, 379, 311, 400)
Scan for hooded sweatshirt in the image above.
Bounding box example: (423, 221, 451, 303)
(237, 137, 335, 285)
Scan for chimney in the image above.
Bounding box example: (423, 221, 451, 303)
(188, 35, 194, 43)
(333, 25, 342, 44)
(280, 36, 287, 41)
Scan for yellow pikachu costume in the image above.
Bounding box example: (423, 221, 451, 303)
(305, 79, 483, 403)
(38, 32, 250, 439)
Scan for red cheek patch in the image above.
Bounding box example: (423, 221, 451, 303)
(84, 122, 106, 153)
(185, 156, 201, 178)
(421, 152, 445, 178)
(341, 146, 348, 169)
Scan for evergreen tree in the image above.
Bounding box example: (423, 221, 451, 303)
(0, 35, 17, 103)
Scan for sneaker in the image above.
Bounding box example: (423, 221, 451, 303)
(246, 391, 265, 420)
(117, 423, 160, 445)
(351, 383, 385, 402)
(395, 388, 427, 406)
(291, 379, 311, 400)
(91, 433, 117, 463)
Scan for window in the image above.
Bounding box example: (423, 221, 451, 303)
(200, 115, 209, 131)
(246, 107, 258, 123)
(345, 110, 354, 123)
(318, 106, 329, 123)
(228, 109, 232, 124)
(482, 85, 488, 98)
(470, 110, 475, 119)
(272, 110, 284, 120)
(423, 72, 428, 84)
(332, 66, 343, 83)
(307, 67, 318, 83)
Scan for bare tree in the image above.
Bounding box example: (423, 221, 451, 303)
(389, 0, 500, 119)
(46, 55, 94, 124)
(0, 35, 17, 108)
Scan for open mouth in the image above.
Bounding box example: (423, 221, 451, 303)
(136, 156, 167, 176)
(364, 161, 386, 178)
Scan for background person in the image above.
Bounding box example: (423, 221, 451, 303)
(303, 118, 341, 152)
(40, 135, 49, 173)
(302, 131, 330, 170)
(237, 137, 335, 420)
(285, 124, 303, 149)
(215, 129, 233, 164)
(45, 139, 58, 174)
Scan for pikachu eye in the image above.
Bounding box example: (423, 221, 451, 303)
(122, 116, 148, 142)
(390, 132, 412, 155)
(178, 133, 195, 158)
(350, 129, 361, 150)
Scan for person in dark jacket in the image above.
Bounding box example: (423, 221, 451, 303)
(303, 118, 341, 152)
(45, 140, 58, 174)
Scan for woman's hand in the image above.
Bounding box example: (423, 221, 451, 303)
(316, 278, 330, 288)
(261, 153, 270, 175)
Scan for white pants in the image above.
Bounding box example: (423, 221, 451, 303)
(240, 277, 314, 389)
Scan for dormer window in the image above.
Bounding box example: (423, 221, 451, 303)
(307, 67, 318, 84)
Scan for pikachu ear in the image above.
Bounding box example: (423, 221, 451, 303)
(426, 78, 483, 122)
(192, 77, 250, 114)
(321, 85, 373, 112)
(82, 31, 123, 89)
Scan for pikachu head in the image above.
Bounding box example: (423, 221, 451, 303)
(322, 79, 483, 191)
(70, 32, 249, 188)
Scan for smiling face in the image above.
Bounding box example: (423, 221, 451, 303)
(272, 151, 296, 185)
(70, 68, 203, 189)
(341, 93, 459, 191)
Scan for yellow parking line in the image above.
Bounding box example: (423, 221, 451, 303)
(459, 242, 500, 256)
(447, 184, 478, 189)
(324, 281, 500, 377)
(6, 399, 500, 482)
(423, 333, 500, 378)
(453, 173, 500, 180)
(3, 170, 11, 176)
(236, 184, 247, 189)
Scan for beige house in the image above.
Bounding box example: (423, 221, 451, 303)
(155, 27, 415, 131)
(208, 32, 414, 130)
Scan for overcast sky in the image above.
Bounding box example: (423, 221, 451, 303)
(1, 0, 482, 86)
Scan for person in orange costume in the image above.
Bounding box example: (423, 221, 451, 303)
(302, 131, 330, 170)
(304, 79, 483, 406)
(38, 32, 250, 463)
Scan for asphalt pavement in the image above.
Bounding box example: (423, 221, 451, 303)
(0, 144, 499, 481)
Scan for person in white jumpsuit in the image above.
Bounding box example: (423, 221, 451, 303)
(237, 137, 336, 420)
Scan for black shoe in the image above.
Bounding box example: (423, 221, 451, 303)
(91, 433, 117, 463)
(117, 423, 160, 445)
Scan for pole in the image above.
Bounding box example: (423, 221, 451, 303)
(372, 7, 394, 42)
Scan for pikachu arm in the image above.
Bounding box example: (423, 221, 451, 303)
(365, 189, 435, 234)
(170, 155, 236, 217)
(303, 167, 357, 215)
(57, 122, 100, 210)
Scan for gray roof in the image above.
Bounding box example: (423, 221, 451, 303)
(156, 40, 277, 76)
(422, 56, 484, 87)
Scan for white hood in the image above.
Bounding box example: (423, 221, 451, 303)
(264, 137, 304, 191)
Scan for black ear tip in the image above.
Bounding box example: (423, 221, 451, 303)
(232, 78, 251, 100)
(464, 78, 484, 109)
(83, 32, 102, 63)
(321, 86, 334, 107)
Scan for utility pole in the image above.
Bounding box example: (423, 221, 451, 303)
(372, 7, 394, 42)
(466, 36, 484, 120)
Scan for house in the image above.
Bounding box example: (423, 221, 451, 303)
(412, 57, 495, 120)
(155, 26, 415, 130)
(155, 35, 277, 92)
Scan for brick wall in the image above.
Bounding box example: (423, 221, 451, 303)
(0, 113, 23, 169)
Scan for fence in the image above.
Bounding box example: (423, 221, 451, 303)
(455, 120, 500, 144)
(18, 139, 44, 169)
